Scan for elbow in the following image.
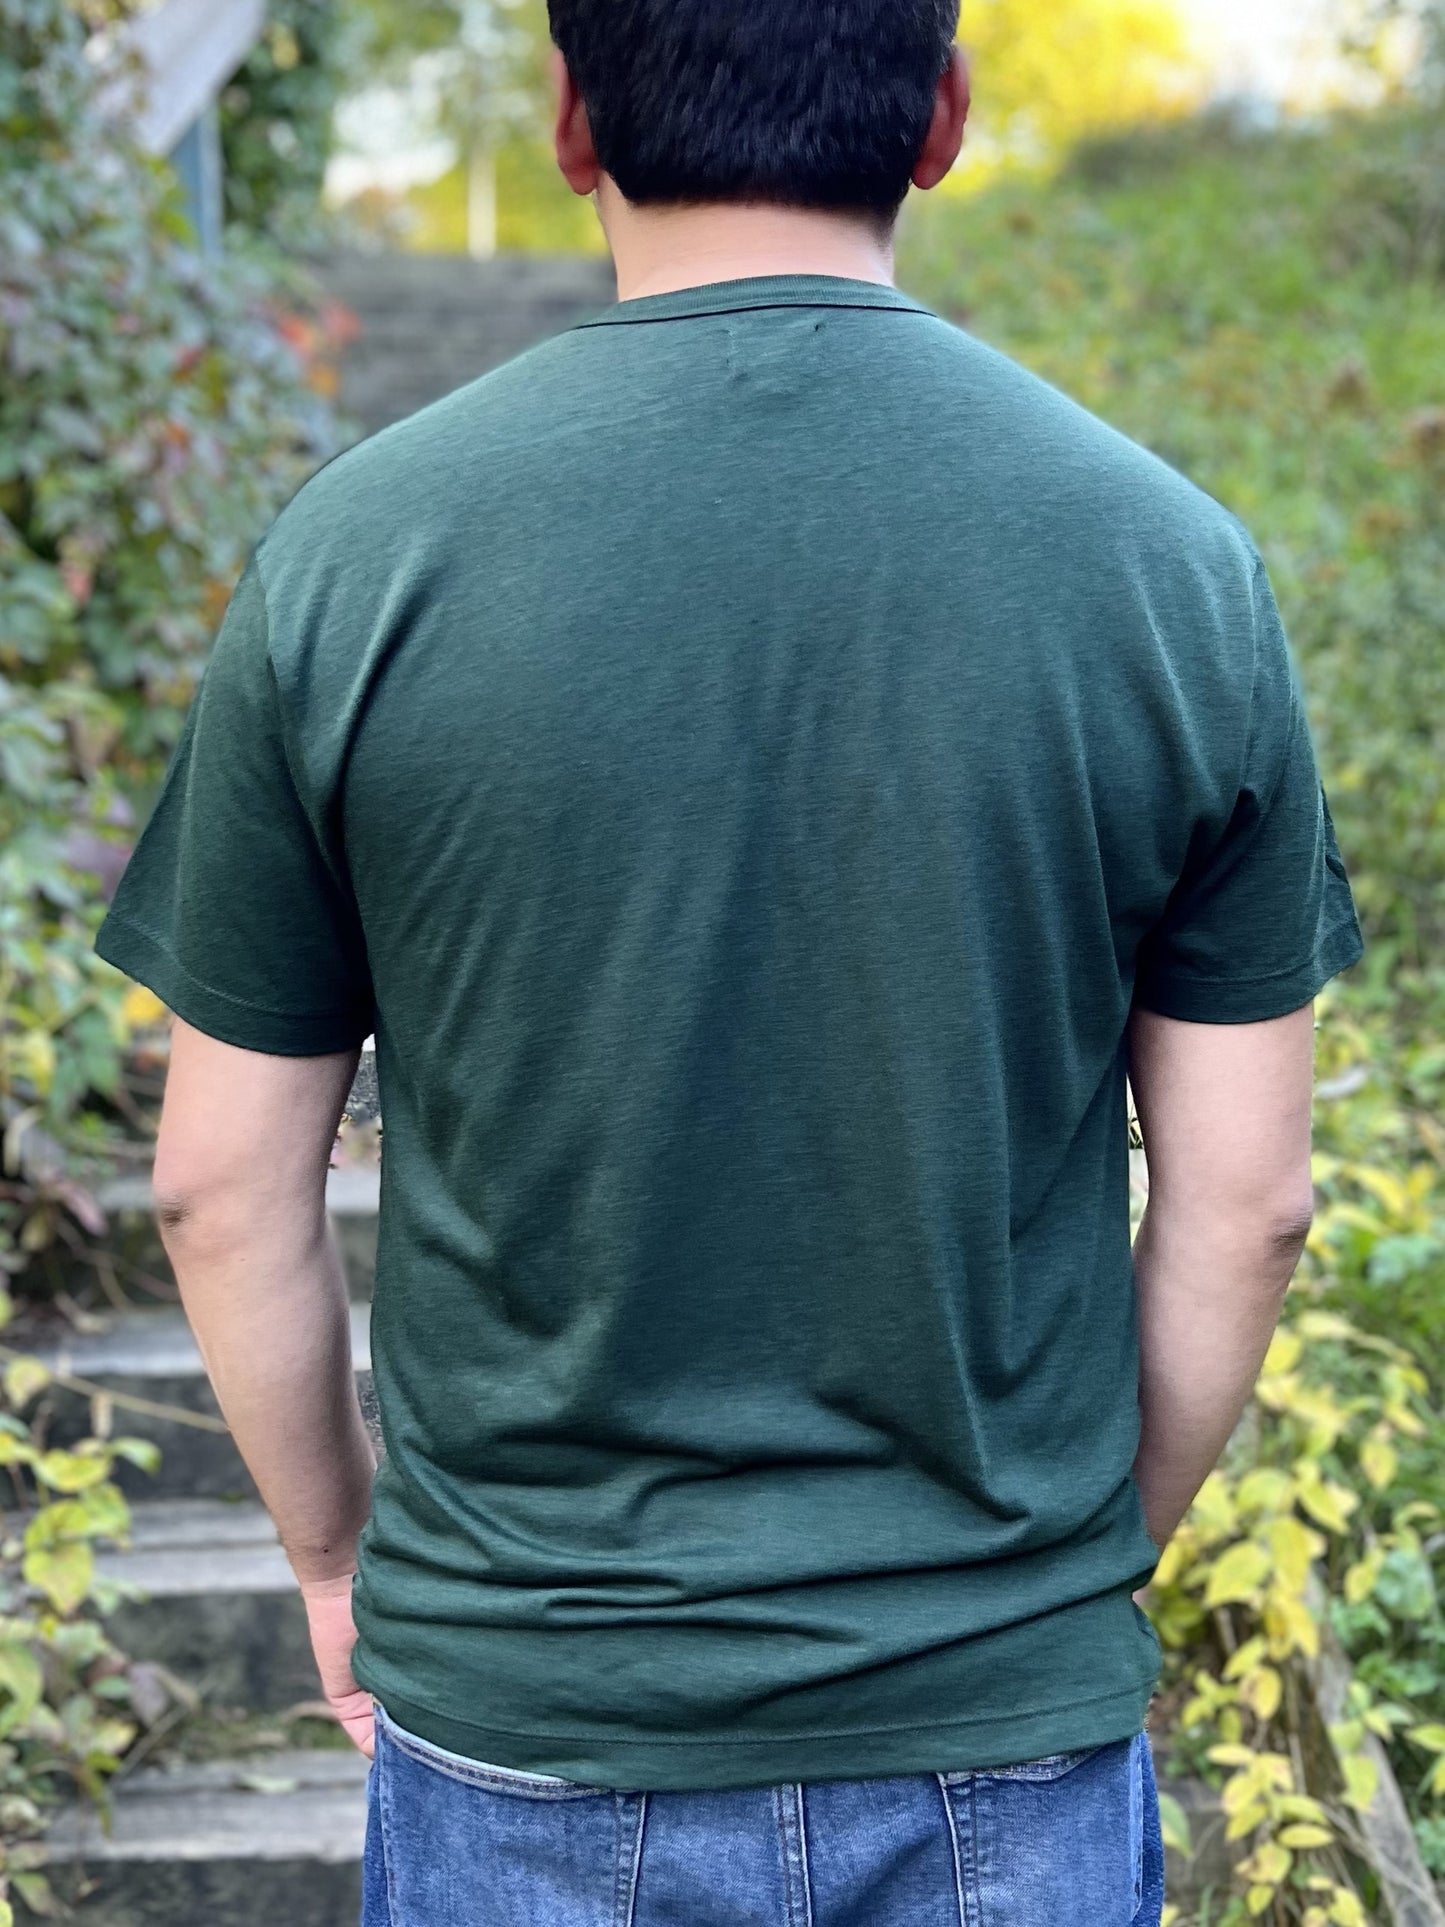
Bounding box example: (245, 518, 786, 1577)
(152, 1156, 255, 1257)
(152, 1171, 227, 1254)
(1260, 1190, 1316, 1289)
(1270, 1197, 1316, 1257)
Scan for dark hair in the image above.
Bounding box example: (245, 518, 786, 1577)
(547, 0, 961, 219)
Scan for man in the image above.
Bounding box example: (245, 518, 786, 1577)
(95, 3, 1364, 1922)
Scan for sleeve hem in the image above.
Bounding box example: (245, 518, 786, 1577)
(96, 912, 373, 1058)
(1132, 913, 1365, 1025)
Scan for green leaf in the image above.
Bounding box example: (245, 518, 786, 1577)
(0, 1643, 44, 1738)
(1157, 1790, 1193, 1858)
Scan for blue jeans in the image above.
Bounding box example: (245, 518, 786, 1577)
(363, 1705, 1166, 1925)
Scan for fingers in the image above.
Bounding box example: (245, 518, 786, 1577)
(334, 1689, 375, 1758)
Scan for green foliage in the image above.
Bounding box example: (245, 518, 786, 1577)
(333, 0, 603, 253)
(0, 0, 342, 1282)
(0, 1286, 165, 1919)
(901, 105, 1445, 967)
(219, 0, 354, 247)
(392, 149, 606, 256)
(901, 100, 1445, 1914)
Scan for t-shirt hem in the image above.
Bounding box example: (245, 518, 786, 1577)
(355, 1667, 1159, 1794)
(95, 911, 372, 1057)
(1132, 912, 1365, 1025)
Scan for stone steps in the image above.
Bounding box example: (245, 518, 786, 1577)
(316, 250, 616, 435)
(9, 256, 615, 1917)
(26, 1748, 368, 1926)
(33, 1294, 374, 1502)
(98, 1500, 317, 1712)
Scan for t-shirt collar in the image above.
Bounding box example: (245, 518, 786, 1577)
(573, 273, 933, 329)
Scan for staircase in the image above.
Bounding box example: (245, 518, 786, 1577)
(14, 253, 619, 1924)
(320, 251, 616, 438)
(21, 1168, 379, 1925)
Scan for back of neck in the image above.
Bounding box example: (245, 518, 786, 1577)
(599, 191, 897, 302)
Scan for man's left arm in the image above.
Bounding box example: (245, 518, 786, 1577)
(154, 1019, 377, 1754)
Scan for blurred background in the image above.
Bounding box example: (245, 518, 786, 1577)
(0, 2, 1442, 1922)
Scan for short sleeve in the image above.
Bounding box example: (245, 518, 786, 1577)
(95, 557, 375, 1055)
(1132, 556, 1364, 1024)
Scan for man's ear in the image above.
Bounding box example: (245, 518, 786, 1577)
(552, 48, 602, 197)
(912, 44, 970, 191)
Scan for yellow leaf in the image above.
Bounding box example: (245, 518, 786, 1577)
(1340, 1754, 1379, 1813)
(1204, 1542, 1271, 1607)
(1295, 1311, 1358, 1343)
(1243, 1841, 1291, 1885)
(1264, 1589, 1320, 1659)
(1235, 1469, 1294, 1517)
(1359, 1433, 1397, 1491)
(1351, 1166, 1410, 1218)
(1279, 1824, 1336, 1849)
(1224, 1637, 1268, 1681)
(1152, 1536, 1189, 1588)
(1263, 1329, 1303, 1375)
(1276, 1795, 1329, 1824)
(1241, 1666, 1283, 1722)
(1344, 1549, 1386, 1605)
(1269, 1514, 1322, 1590)
(121, 985, 166, 1028)
(3, 1357, 50, 1410)
(1297, 1480, 1357, 1536)
(1207, 1744, 1257, 1768)
(1329, 1888, 1367, 1927)
(35, 1450, 109, 1494)
(22, 1540, 94, 1616)
(1406, 1724, 1445, 1752)
(15, 1032, 56, 1096)
(1247, 1884, 1276, 1915)
(1190, 1473, 1237, 1541)
(1384, 1402, 1426, 1439)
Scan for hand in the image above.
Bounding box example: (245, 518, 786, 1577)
(301, 1571, 375, 1758)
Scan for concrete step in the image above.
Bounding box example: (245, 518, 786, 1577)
(316, 249, 616, 434)
(32, 1300, 374, 1502)
(27, 1747, 367, 1926)
(97, 1501, 317, 1712)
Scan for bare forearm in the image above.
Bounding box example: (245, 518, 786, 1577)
(1132, 1202, 1305, 1551)
(164, 1207, 374, 1585)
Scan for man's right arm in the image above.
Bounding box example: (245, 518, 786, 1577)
(1128, 1003, 1318, 1553)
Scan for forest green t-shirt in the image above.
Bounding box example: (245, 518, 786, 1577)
(96, 274, 1364, 1791)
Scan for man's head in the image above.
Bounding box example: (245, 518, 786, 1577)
(547, 0, 967, 225)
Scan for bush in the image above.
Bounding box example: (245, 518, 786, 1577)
(220, 0, 354, 249)
(901, 101, 1445, 1913)
(0, 0, 344, 1290)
